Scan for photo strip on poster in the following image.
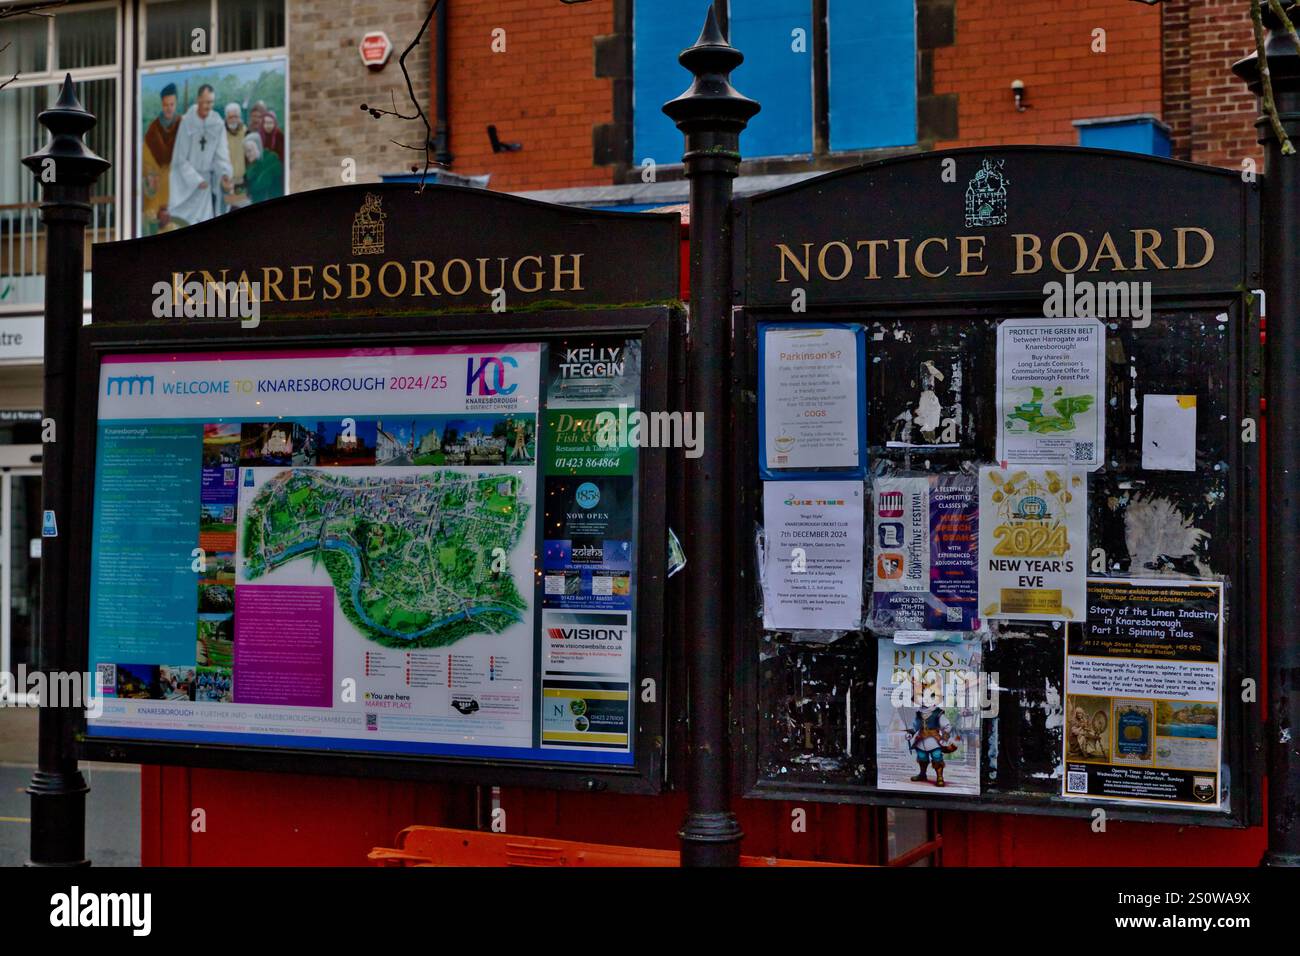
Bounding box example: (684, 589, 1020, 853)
(538, 339, 643, 753)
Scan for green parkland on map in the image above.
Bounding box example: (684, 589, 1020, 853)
(241, 469, 531, 648)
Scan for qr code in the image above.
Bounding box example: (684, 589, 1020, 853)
(1072, 441, 1095, 462)
(945, 606, 963, 623)
(1067, 770, 1089, 794)
(96, 663, 115, 690)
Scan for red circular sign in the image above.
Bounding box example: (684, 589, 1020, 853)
(359, 31, 392, 68)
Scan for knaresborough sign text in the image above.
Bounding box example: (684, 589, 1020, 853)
(94, 183, 681, 324)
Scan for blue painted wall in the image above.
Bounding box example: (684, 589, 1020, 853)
(828, 0, 917, 150)
(633, 2, 918, 162)
(730, 0, 814, 157)
(633, 3, 706, 166)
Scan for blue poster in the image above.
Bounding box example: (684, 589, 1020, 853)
(871, 474, 979, 631)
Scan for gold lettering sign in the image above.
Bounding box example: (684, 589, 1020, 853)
(166, 253, 585, 306)
(774, 227, 1215, 282)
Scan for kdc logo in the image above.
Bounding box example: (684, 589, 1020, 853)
(466, 356, 518, 396)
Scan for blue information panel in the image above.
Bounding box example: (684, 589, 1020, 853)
(87, 340, 643, 766)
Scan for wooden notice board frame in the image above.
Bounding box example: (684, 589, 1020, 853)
(74, 184, 682, 794)
(729, 147, 1263, 827)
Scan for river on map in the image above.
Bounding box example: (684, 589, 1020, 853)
(271, 536, 522, 640)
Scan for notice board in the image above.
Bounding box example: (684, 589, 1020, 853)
(731, 148, 1262, 825)
(75, 184, 679, 792)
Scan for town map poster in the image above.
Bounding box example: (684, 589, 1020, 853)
(86, 344, 588, 762)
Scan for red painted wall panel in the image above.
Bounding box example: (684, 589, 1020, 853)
(142, 764, 1267, 866)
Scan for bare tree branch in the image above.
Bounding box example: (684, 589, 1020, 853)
(1252, 0, 1295, 155)
(0, 1, 69, 93)
(360, 0, 442, 189)
(1267, 0, 1300, 63)
(0, 1, 68, 20)
(0, 39, 12, 93)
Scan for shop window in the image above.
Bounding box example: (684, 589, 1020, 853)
(138, 0, 287, 234)
(0, 4, 119, 311)
(219, 0, 285, 54)
(632, 1, 917, 166)
(144, 0, 213, 61)
(144, 0, 285, 61)
(729, 0, 814, 159)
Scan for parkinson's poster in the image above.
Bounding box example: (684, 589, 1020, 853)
(1063, 579, 1224, 809)
(978, 466, 1086, 622)
(759, 324, 865, 478)
(761, 481, 864, 631)
(876, 637, 983, 795)
(996, 318, 1104, 470)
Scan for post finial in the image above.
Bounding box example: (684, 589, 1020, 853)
(1234, 1, 1300, 92)
(661, 5, 760, 135)
(22, 73, 111, 187)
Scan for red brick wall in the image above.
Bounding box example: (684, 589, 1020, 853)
(933, 0, 1164, 150)
(427, 1, 1264, 191)
(1182, 0, 1262, 170)
(1163, 0, 1193, 158)
(434, 0, 614, 191)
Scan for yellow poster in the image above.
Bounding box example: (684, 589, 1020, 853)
(977, 466, 1086, 621)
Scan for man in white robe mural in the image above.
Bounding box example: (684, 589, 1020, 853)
(168, 84, 233, 227)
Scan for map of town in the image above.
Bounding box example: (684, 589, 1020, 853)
(241, 469, 531, 648)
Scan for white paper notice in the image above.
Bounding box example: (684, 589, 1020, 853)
(1141, 394, 1197, 472)
(762, 481, 864, 630)
(977, 466, 1087, 622)
(762, 326, 860, 472)
(996, 319, 1105, 470)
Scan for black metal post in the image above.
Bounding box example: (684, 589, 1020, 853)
(434, 0, 453, 166)
(662, 4, 758, 867)
(21, 76, 110, 867)
(1234, 2, 1300, 868)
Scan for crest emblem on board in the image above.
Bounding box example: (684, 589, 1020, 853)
(351, 192, 387, 256)
(965, 158, 1009, 228)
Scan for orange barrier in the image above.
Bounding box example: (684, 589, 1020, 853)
(369, 825, 865, 867)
